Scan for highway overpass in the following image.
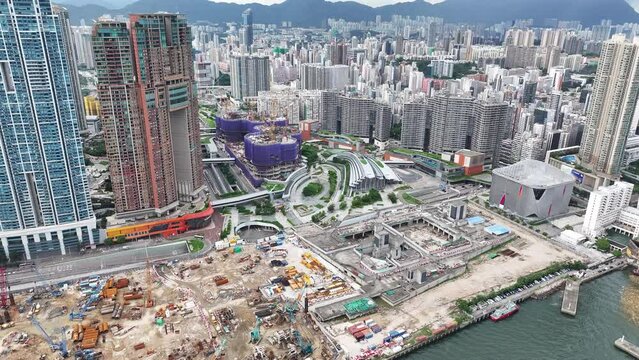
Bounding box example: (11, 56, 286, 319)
(202, 157, 235, 164)
(211, 190, 271, 207)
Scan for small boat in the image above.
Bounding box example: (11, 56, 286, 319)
(490, 302, 520, 322)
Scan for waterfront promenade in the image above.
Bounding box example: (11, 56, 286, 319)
(385, 257, 628, 359)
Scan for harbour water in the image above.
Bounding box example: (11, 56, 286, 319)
(405, 269, 639, 360)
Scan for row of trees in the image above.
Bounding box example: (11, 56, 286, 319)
(456, 260, 586, 313)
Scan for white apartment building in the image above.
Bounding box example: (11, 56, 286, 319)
(614, 206, 639, 239)
(582, 181, 633, 238)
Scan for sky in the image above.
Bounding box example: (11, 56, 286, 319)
(61, 0, 446, 8)
(211, 0, 444, 6)
(61, 0, 638, 11)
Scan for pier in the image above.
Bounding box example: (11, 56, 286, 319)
(561, 280, 580, 316)
(615, 336, 639, 359)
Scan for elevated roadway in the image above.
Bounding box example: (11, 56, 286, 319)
(202, 157, 235, 164)
(211, 190, 271, 208)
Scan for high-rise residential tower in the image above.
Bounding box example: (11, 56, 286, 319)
(230, 54, 270, 99)
(52, 5, 86, 131)
(299, 63, 349, 90)
(130, 14, 204, 205)
(579, 35, 639, 178)
(93, 20, 151, 215)
(320, 92, 392, 142)
(0, 0, 96, 260)
(471, 99, 510, 167)
(72, 25, 95, 68)
(429, 93, 474, 154)
(401, 99, 432, 150)
(93, 14, 204, 217)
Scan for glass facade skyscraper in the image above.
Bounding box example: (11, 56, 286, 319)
(242, 8, 253, 47)
(0, 0, 96, 261)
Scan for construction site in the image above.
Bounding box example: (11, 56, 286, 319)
(0, 238, 339, 360)
(216, 112, 303, 187)
(0, 200, 592, 360)
(293, 202, 588, 358)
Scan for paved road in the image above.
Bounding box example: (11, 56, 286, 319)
(7, 241, 191, 290)
(6, 215, 223, 292)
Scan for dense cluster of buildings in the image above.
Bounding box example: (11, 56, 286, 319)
(188, 16, 639, 194)
(5, 0, 639, 261)
(401, 92, 510, 167)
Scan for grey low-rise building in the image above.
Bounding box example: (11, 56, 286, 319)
(489, 159, 574, 219)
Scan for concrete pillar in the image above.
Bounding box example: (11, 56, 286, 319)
(21, 235, 31, 260)
(45, 232, 52, 252)
(32, 233, 41, 254)
(1, 237, 9, 260)
(76, 228, 83, 245)
(88, 226, 95, 245)
(57, 230, 66, 256)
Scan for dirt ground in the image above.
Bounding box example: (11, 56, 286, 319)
(0, 242, 336, 360)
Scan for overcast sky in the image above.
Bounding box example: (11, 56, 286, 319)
(60, 0, 447, 8)
(210, 0, 445, 7)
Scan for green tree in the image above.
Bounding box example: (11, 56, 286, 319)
(85, 140, 106, 157)
(390, 123, 402, 140)
(388, 192, 398, 204)
(301, 144, 319, 168)
(254, 200, 276, 215)
(328, 204, 335, 212)
(596, 238, 611, 252)
(302, 182, 323, 197)
(311, 211, 326, 223)
(328, 170, 337, 195)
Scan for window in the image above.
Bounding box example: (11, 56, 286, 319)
(533, 188, 546, 200)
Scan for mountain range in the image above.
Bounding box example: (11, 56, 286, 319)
(61, 0, 639, 27)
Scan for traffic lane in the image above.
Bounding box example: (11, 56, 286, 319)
(8, 241, 189, 286)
